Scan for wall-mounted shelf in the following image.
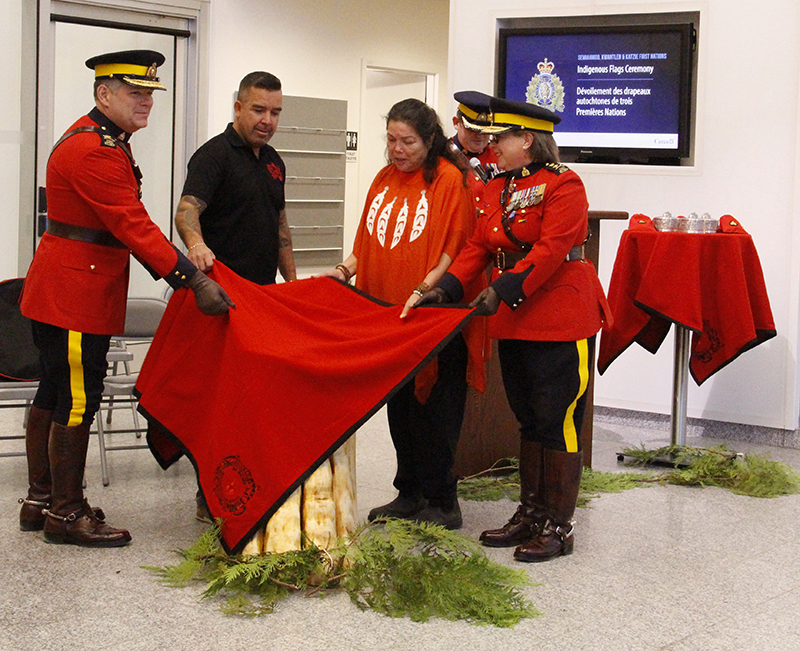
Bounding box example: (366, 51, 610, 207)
(276, 149, 344, 156)
(270, 96, 347, 269)
(286, 175, 345, 183)
(278, 125, 346, 136)
(289, 225, 343, 230)
(286, 199, 344, 204)
(293, 247, 343, 253)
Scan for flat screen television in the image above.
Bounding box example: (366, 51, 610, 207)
(498, 21, 696, 165)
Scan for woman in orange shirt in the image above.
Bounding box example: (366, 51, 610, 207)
(321, 98, 482, 529)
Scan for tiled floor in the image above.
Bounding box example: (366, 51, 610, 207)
(1, 404, 799, 651)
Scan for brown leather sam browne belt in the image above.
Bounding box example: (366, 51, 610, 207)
(46, 218, 127, 249)
(494, 244, 584, 270)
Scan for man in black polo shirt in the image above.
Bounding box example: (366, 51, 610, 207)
(176, 71, 297, 286)
(175, 71, 297, 521)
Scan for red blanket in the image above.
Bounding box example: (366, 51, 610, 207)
(598, 218, 776, 384)
(135, 263, 476, 553)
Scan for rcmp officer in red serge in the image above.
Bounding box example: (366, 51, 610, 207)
(18, 50, 234, 547)
(449, 91, 501, 201)
(416, 95, 610, 563)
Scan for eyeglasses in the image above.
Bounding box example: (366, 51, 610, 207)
(489, 132, 516, 144)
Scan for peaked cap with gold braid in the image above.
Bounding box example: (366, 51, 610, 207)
(85, 49, 167, 91)
(461, 94, 561, 134)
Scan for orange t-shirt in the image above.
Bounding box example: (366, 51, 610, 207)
(353, 159, 475, 304)
(353, 158, 487, 397)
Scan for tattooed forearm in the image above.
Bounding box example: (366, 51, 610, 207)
(277, 209, 294, 250)
(277, 210, 297, 281)
(175, 195, 208, 243)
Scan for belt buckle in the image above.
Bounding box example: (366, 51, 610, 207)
(495, 250, 506, 270)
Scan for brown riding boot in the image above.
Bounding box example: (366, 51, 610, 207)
(43, 421, 131, 547)
(480, 440, 546, 547)
(19, 406, 54, 531)
(514, 448, 582, 563)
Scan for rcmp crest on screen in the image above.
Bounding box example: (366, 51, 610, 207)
(527, 58, 565, 113)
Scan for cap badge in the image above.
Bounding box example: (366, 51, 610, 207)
(527, 57, 565, 113)
(146, 63, 158, 79)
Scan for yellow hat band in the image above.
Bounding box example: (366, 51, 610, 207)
(94, 63, 150, 78)
(492, 111, 554, 133)
(458, 104, 487, 122)
(461, 103, 554, 133)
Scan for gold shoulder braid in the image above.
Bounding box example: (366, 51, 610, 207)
(544, 162, 570, 175)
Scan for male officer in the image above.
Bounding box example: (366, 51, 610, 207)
(450, 91, 501, 200)
(19, 49, 233, 548)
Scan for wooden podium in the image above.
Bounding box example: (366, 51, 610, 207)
(453, 211, 628, 476)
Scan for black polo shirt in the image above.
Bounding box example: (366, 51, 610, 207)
(182, 123, 286, 285)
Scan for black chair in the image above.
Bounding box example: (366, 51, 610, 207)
(0, 278, 40, 458)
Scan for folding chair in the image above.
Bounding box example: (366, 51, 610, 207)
(96, 296, 168, 486)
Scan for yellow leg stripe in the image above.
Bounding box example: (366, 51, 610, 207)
(67, 330, 87, 426)
(562, 339, 589, 453)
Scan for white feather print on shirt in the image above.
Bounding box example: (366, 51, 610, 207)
(390, 198, 409, 249)
(366, 186, 389, 235)
(409, 190, 428, 242)
(376, 196, 396, 247)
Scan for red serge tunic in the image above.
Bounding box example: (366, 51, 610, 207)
(21, 111, 192, 336)
(353, 158, 486, 394)
(442, 162, 611, 342)
(449, 137, 501, 208)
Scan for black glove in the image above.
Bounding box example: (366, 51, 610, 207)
(469, 287, 501, 316)
(188, 270, 236, 316)
(413, 287, 450, 308)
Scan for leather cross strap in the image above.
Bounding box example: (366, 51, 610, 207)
(49, 125, 144, 196)
(47, 218, 127, 249)
(50, 126, 105, 154)
(499, 177, 532, 252)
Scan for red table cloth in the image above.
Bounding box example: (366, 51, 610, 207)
(598, 217, 775, 385)
(135, 263, 476, 553)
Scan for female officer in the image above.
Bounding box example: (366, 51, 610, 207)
(416, 95, 610, 562)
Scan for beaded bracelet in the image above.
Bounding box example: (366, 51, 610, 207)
(335, 264, 352, 283)
(414, 281, 430, 294)
(187, 242, 207, 252)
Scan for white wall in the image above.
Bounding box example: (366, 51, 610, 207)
(203, 0, 451, 259)
(2, 0, 449, 295)
(450, 0, 800, 430)
(7, 0, 794, 430)
(0, 0, 23, 280)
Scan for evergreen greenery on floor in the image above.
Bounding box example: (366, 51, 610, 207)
(620, 444, 800, 497)
(456, 445, 800, 505)
(147, 445, 799, 623)
(146, 518, 540, 626)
